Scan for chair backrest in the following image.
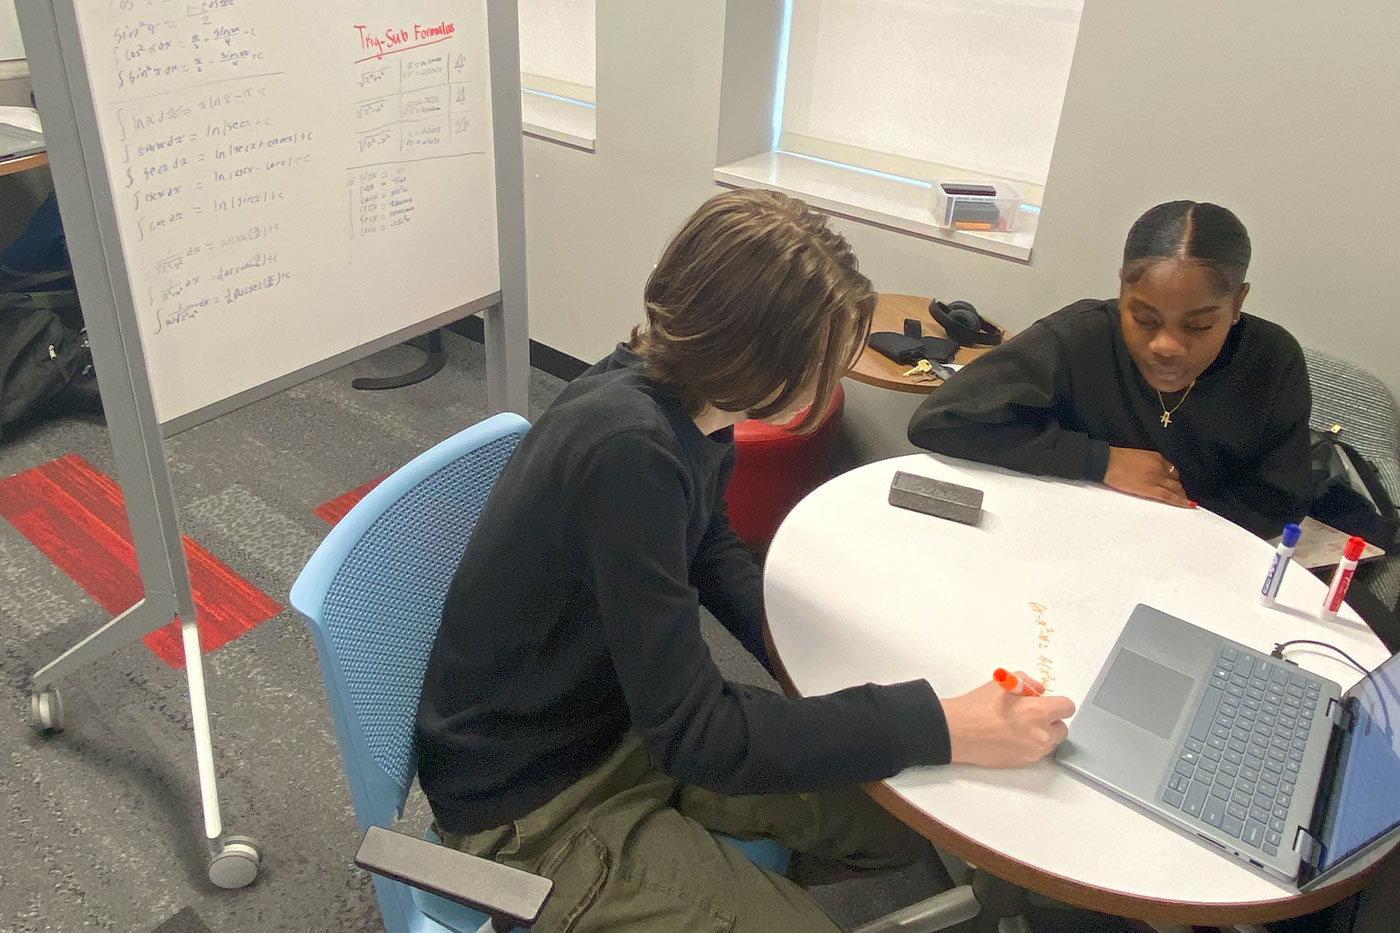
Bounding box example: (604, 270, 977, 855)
(290, 413, 529, 932)
(1304, 347, 1400, 474)
(1305, 348, 1400, 610)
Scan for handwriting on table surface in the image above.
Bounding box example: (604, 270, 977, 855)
(1028, 601, 1055, 692)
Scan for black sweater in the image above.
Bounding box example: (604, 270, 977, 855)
(908, 299, 1312, 539)
(417, 345, 950, 835)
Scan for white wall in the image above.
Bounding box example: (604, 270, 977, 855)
(521, 0, 1400, 463)
(521, 1, 729, 371)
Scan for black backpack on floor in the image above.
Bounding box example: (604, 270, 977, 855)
(0, 267, 98, 442)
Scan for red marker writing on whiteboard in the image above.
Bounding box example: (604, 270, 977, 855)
(1321, 536, 1366, 620)
(994, 668, 1045, 696)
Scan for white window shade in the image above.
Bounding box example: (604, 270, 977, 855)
(1, 0, 25, 62)
(518, 0, 596, 104)
(781, 0, 1083, 187)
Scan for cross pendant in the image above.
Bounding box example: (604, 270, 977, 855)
(1160, 411, 1172, 427)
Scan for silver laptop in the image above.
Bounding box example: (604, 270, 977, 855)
(1058, 604, 1400, 889)
(0, 122, 45, 160)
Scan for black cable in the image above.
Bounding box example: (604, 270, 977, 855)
(1271, 639, 1372, 676)
(1274, 641, 1396, 743)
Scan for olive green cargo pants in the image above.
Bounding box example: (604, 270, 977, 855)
(437, 732, 935, 932)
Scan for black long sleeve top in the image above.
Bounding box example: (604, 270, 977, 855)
(417, 344, 950, 834)
(908, 299, 1312, 539)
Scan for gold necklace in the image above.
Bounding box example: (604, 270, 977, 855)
(1157, 380, 1196, 427)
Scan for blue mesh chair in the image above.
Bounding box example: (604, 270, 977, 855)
(290, 413, 790, 933)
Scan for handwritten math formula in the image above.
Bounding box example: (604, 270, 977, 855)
(111, 0, 266, 92)
(351, 167, 415, 238)
(79, 1, 496, 354)
(349, 22, 484, 177)
(65, 1, 502, 421)
(102, 0, 303, 334)
(347, 21, 484, 240)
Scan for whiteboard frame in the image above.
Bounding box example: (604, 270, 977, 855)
(159, 292, 501, 436)
(17, 0, 530, 870)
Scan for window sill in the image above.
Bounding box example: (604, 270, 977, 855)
(713, 151, 1037, 262)
(521, 90, 595, 153)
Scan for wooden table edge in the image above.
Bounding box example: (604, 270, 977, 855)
(0, 151, 50, 178)
(761, 625, 1381, 925)
(845, 368, 945, 394)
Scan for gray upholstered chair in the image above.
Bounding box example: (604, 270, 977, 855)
(1303, 348, 1400, 612)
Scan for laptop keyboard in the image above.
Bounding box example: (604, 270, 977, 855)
(1161, 646, 1324, 858)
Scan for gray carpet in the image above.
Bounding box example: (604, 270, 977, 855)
(0, 331, 955, 932)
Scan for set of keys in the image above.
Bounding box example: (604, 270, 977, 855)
(902, 358, 954, 382)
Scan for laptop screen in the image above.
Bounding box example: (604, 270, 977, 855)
(1315, 651, 1400, 871)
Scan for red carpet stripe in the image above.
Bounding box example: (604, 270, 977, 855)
(0, 453, 282, 669)
(314, 474, 387, 525)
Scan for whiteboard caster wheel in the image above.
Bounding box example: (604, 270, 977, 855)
(31, 688, 64, 734)
(208, 836, 261, 889)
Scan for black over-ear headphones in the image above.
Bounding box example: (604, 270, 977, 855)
(929, 299, 1003, 348)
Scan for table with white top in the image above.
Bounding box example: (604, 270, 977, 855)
(762, 453, 1395, 926)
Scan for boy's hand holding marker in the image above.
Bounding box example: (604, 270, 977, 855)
(941, 669, 1076, 768)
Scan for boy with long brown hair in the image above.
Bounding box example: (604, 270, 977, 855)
(417, 189, 1074, 931)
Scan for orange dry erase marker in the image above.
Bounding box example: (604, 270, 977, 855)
(993, 668, 1045, 696)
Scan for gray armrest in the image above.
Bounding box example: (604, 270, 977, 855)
(849, 884, 980, 933)
(354, 825, 553, 927)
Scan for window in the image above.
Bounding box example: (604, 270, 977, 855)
(716, 0, 1085, 257)
(779, 0, 1084, 191)
(2, 0, 25, 63)
(517, 0, 595, 150)
(518, 0, 595, 104)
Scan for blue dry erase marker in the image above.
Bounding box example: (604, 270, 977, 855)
(1260, 522, 1302, 607)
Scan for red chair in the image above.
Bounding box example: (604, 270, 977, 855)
(726, 383, 845, 547)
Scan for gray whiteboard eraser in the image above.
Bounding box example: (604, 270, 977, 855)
(888, 471, 984, 526)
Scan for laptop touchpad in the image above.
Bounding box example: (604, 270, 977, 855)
(1092, 649, 1195, 739)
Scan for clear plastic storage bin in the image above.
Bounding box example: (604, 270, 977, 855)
(930, 180, 1022, 233)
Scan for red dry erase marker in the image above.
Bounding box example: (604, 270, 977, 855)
(993, 668, 1045, 696)
(1321, 536, 1366, 620)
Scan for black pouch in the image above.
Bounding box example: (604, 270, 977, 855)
(868, 332, 925, 365)
(921, 335, 959, 364)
